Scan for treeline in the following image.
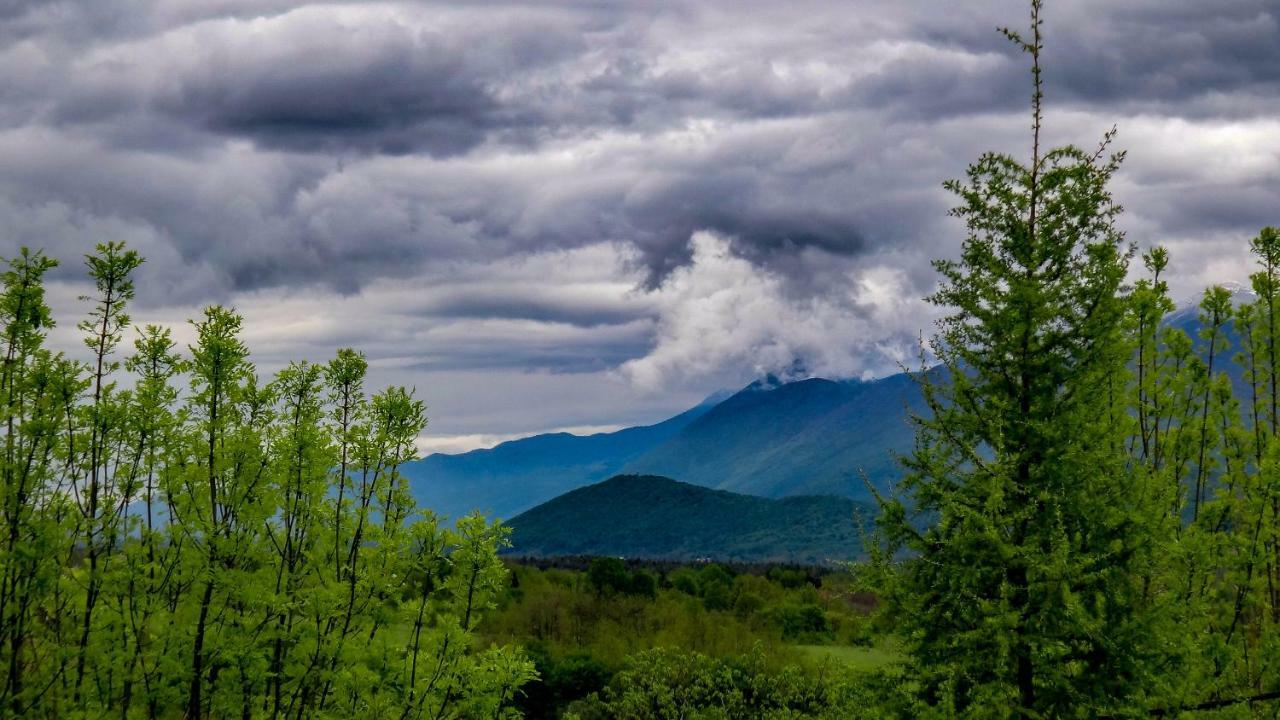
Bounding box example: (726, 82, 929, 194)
(0, 243, 531, 718)
(507, 554, 834, 585)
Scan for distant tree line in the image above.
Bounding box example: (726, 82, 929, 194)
(0, 242, 532, 718)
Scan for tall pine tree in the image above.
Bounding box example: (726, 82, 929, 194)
(873, 2, 1169, 716)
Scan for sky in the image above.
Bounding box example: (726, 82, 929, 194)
(1, 0, 1277, 453)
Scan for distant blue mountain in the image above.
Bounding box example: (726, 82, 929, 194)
(401, 396, 724, 520)
(621, 373, 927, 499)
(405, 372, 925, 520)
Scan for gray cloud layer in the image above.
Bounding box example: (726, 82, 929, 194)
(1, 0, 1277, 445)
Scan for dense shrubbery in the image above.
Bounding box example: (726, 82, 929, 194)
(0, 244, 531, 718)
(481, 560, 886, 717)
(563, 647, 902, 720)
(585, 557, 657, 598)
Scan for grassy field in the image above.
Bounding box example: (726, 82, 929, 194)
(791, 641, 901, 672)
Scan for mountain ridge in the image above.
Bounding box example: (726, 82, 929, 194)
(405, 371, 923, 520)
(401, 397, 721, 520)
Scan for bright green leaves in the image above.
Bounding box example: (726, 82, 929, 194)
(77, 241, 143, 369)
(0, 246, 528, 719)
(0, 247, 58, 362)
(1, 247, 76, 715)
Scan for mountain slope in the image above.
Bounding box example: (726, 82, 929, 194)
(403, 399, 718, 520)
(406, 372, 924, 520)
(623, 373, 925, 500)
(407, 287, 1249, 524)
(506, 475, 871, 564)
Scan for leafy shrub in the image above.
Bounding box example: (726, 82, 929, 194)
(563, 647, 892, 719)
(586, 557, 658, 598)
(586, 557, 632, 596)
(765, 603, 832, 643)
(627, 570, 658, 599)
(670, 568, 700, 595)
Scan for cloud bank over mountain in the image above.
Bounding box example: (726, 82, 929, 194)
(1, 0, 1276, 447)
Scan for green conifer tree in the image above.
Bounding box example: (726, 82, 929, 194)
(872, 2, 1170, 715)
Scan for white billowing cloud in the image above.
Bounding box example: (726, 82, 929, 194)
(619, 231, 935, 390)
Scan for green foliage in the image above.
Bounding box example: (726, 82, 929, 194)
(697, 564, 734, 611)
(516, 646, 614, 720)
(671, 567, 700, 595)
(584, 557, 658, 599)
(876, 2, 1152, 715)
(586, 557, 627, 596)
(767, 567, 814, 590)
(763, 604, 831, 644)
(481, 561, 884, 717)
(869, 1, 1280, 716)
(563, 647, 895, 720)
(0, 243, 531, 718)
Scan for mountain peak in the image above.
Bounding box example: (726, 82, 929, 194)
(748, 373, 786, 392)
(1175, 280, 1255, 311)
(1209, 280, 1256, 306)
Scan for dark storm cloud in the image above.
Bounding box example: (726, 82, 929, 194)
(404, 332, 652, 374)
(147, 15, 583, 156)
(612, 167, 869, 286)
(1054, 3, 1278, 110)
(897, 0, 1280, 119)
(39, 5, 595, 156)
(414, 290, 648, 329)
(1141, 184, 1280, 239)
(0, 0, 1277, 389)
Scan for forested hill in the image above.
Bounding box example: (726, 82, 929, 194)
(406, 372, 925, 520)
(504, 474, 871, 564)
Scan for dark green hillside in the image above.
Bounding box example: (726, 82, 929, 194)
(506, 474, 871, 564)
